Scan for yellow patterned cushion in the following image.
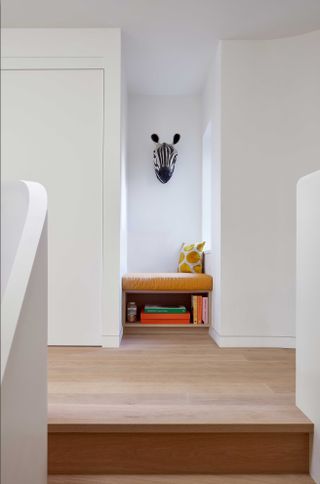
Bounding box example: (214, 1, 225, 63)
(178, 242, 206, 273)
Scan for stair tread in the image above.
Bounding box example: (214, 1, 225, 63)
(49, 422, 313, 435)
(48, 403, 312, 432)
(48, 337, 312, 433)
(48, 475, 315, 483)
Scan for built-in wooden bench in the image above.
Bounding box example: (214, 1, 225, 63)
(122, 272, 213, 330)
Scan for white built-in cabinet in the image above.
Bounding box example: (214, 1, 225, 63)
(1, 29, 122, 346)
(2, 69, 103, 345)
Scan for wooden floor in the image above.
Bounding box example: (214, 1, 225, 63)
(48, 474, 315, 483)
(48, 332, 310, 429)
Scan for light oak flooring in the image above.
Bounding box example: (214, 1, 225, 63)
(48, 333, 310, 429)
(48, 474, 315, 483)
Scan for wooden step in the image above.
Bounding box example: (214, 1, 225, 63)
(48, 474, 315, 483)
(48, 422, 312, 475)
(48, 336, 314, 476)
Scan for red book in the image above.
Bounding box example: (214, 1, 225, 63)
(140, 310, 190, 321)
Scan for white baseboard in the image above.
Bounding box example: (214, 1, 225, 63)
(101, 326, 123, 348)
(210, 327, 295, 348)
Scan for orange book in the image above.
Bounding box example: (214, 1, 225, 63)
(197, 296, 203, 324)
(141, 310, 190, 321)
(141, 319, 189, 325)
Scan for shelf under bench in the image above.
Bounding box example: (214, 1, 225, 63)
(122, 273, 213, 332)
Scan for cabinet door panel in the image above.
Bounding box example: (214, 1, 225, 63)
(2, 69, 103, 345)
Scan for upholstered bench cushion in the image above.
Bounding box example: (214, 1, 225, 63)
(122, 273, 213, 292)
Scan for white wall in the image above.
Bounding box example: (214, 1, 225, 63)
(202, 46, 222, 334)
(120, 45, 128, 278)
(201, 121, 212, 250)
(296, 170, 320, 483)
(127, 94, 202, 272)
(2, 29, 123, 347)
(208, 30, 320, 347)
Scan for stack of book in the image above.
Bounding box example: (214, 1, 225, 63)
(191, 296, 209, 325)
(141, 305, 190, 325)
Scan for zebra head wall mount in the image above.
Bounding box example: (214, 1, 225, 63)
(151, 133, 181, 184)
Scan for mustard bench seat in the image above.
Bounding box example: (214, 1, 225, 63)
(122, 273, 213, 292)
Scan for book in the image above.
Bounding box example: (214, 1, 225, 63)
(197, 296, 203, 324)
(202, 296, 208, 325)
(192, 295, 198, 324)
(141, 319, 189, 325)
(144, 305, 187, 314)
(141, 310, 190, 321)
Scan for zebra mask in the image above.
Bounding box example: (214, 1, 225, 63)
(151, 133, 181, 184)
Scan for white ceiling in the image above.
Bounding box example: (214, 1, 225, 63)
(2, 0, 320, 95)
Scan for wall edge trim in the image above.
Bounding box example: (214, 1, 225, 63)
(210, 327, 295, 348)
(102, 326, 123, 348)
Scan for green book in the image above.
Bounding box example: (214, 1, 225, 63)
(144, 305, 187, 314)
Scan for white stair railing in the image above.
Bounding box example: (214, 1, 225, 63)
(1, 180, 48, 484)
(296, 170, 320, 484)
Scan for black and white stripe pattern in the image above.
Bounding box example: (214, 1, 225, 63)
(151, 133, 181, 184)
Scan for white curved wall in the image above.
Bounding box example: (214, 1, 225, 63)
(297, 170, 320, 484)
(1, 181, 48, 484)
(207, 30, 320, 347)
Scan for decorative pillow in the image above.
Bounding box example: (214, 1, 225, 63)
(178, 242, 206, 273)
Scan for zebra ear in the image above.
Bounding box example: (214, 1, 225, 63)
(151, 133, 159, 143)
(173, 133, 181, 145)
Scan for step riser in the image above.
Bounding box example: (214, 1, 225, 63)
(49, 432, 309, 475)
